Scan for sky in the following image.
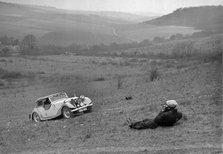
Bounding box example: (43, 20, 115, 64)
(0, 0, 222, 14)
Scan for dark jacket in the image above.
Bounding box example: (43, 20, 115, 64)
(154, 108, 182, 126)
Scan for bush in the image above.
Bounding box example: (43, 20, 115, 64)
(149, 67, 159, 81)
(93, 77, 105, 81)
(171, 41, 195, 59)
(0, 80, 5, 87)
(201, 51, 222, 63)
(1, 72, 23, 79)
(117, 75, 122, 89)
(0, 47, 10, 57)
(0, 68, 25, 79)
(210, 51, 222, 63)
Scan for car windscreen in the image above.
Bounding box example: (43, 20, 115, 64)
(36, 100, 43, 107)
(49, 92, 68, 102)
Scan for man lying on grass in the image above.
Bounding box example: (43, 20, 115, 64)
(127, 100, 183, 129)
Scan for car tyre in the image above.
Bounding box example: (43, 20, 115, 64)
(84, 106, 92, 113)
(33, 112, 41, 123)
(62, 106, 73, 119)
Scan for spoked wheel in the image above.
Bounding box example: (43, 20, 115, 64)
(33, 112, 41, 123)
(62, 107, 73, 119)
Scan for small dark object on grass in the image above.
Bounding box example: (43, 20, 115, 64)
(125, 96, 133, 100)
(149, 67, 159, 81)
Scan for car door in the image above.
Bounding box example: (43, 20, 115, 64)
(36, 99, 48, 118)
(37, 98, 57, 119)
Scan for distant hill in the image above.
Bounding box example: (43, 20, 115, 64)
(145, 6, 223, 32)
(0, 2, 153, 46)
(71, 11, 155, 23)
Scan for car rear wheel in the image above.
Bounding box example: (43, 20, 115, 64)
(62, 107, 73, 119)
(33, 112, 41, 122)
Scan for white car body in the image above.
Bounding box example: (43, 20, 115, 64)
(29, 92, 93, 122)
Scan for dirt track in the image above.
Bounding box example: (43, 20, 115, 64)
(15, 144, 222, 154)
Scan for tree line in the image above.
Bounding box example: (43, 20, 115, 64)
(0, 30, 216, 56)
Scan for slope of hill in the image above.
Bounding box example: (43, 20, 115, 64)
(90, 11, 155, 22)
(0, 49, 221, 153)
(0, 30, 221, 153)
(1, 2, 208, 47)
(0, 2, 150, 46)
(145, 6, 223, 32)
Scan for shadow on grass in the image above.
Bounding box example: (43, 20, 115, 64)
(47, 112, 85, 122)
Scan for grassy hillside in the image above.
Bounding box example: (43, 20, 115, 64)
(0, 2, 204, 47)
(0, 31, 222, 153)
(0, 2, 146, 46)
(0, 49, 221, 154)
(145, 6, 223, 32)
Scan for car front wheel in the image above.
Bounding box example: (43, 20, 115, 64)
(62, 107, 73, 119)
(33, 112, 41, 122)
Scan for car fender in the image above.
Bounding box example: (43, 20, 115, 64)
(63, 98, 77, 108)
(65, 101, 75, 108)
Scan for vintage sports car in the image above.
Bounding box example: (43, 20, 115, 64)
(29, 92, 93, 122)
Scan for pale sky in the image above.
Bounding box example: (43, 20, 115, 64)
(1, 0, 223, 14)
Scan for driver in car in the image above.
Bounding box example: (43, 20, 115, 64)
(43, 98, 51, 110)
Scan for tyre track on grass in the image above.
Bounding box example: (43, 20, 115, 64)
(15, 144, 222, 154)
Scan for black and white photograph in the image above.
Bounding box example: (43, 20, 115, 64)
(0, 0, 222, 153)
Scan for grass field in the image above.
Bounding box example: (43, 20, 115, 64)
(0, 34, 222, 153)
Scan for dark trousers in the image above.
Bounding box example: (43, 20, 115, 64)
(129, 118, 158, 129)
